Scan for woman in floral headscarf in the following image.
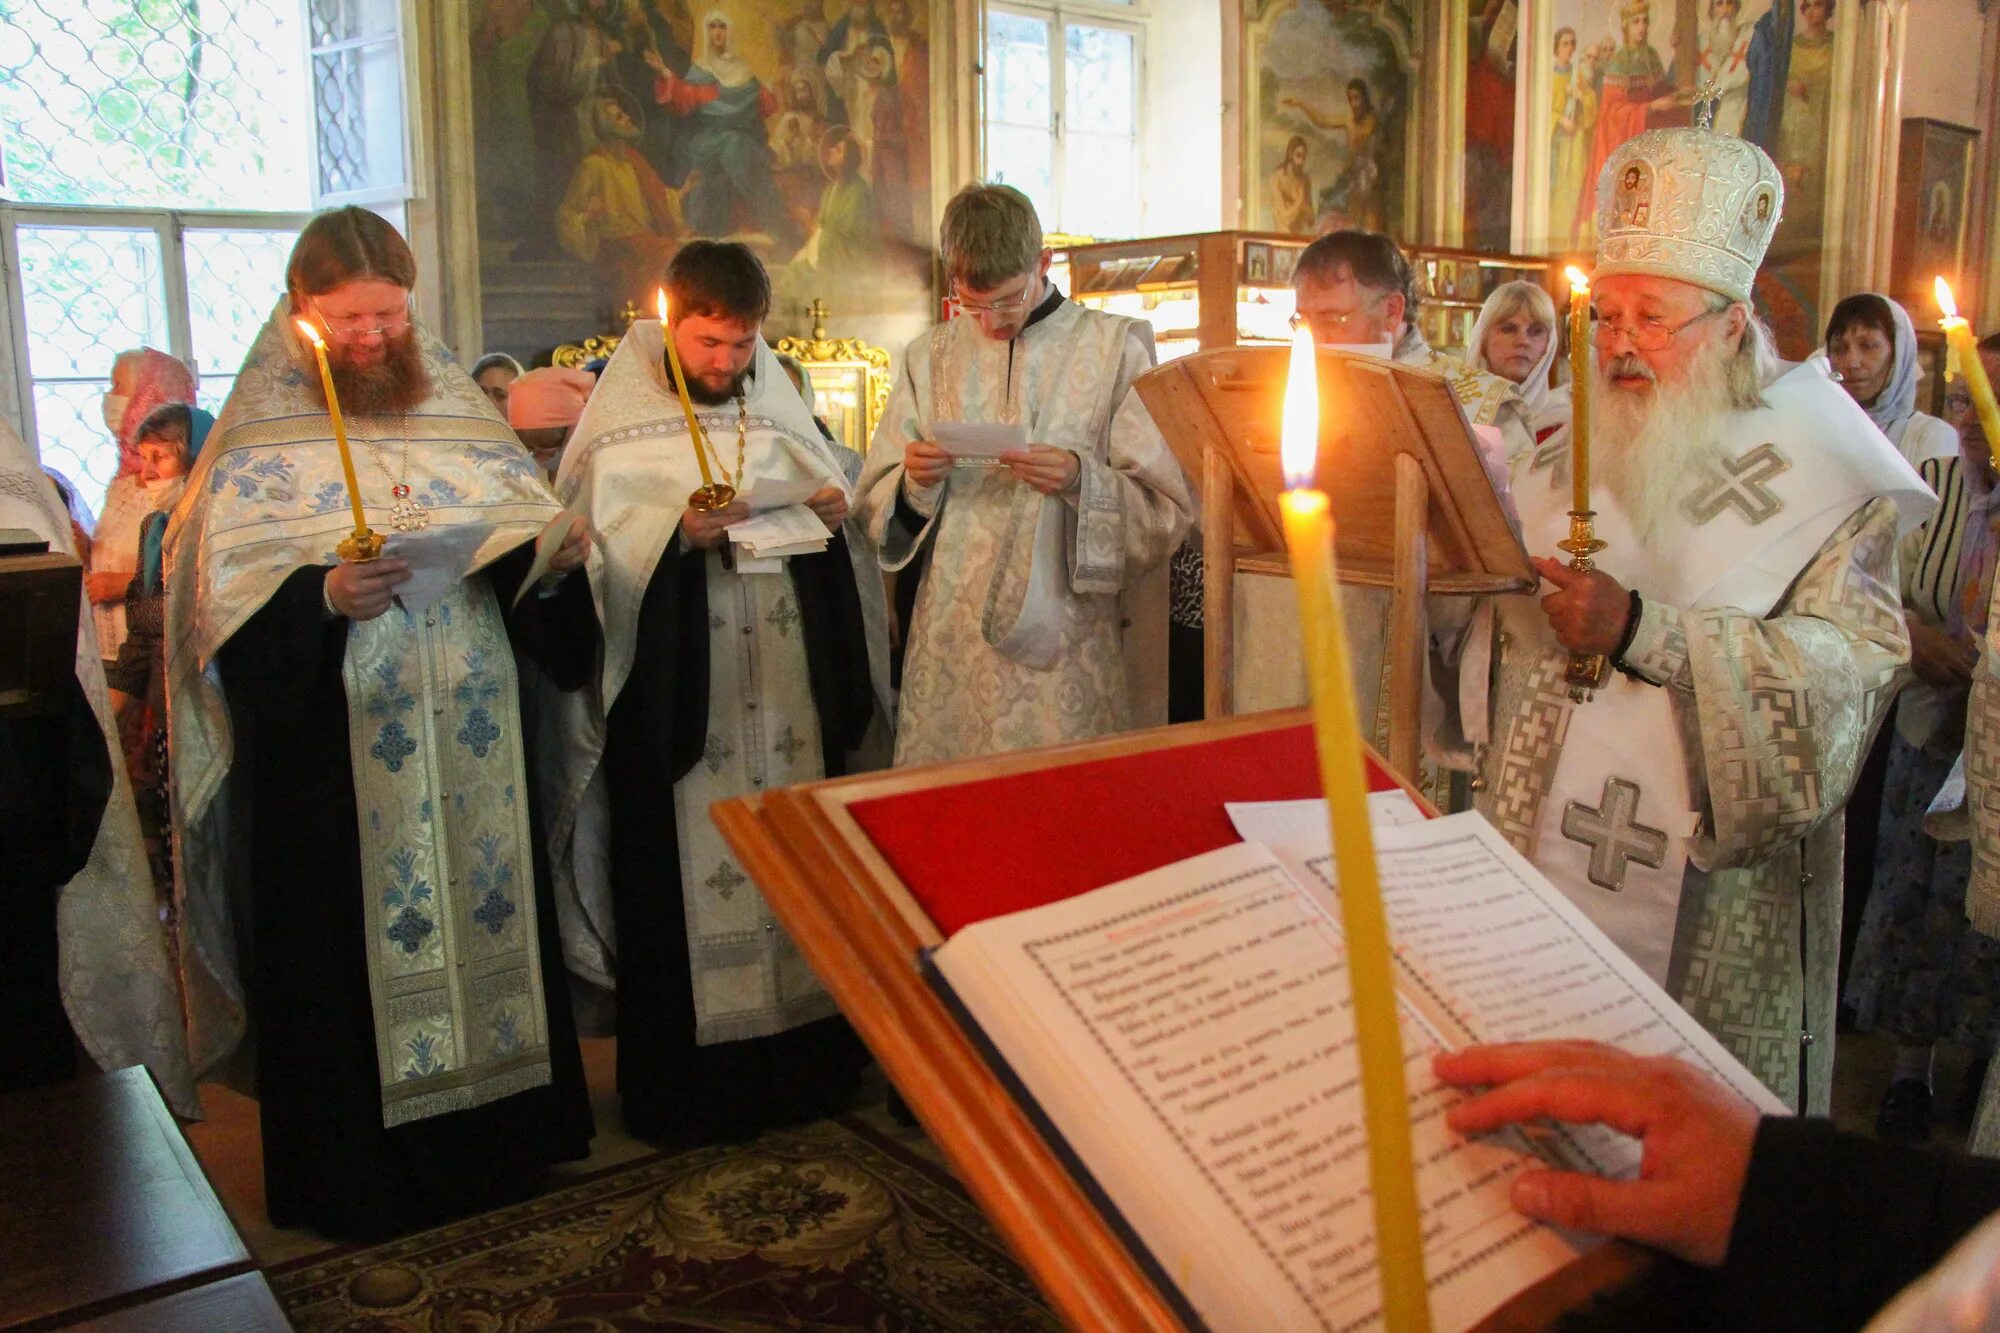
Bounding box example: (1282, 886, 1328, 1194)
(88, 348, 195, 667)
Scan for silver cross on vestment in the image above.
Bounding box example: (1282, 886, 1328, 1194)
(1561, 778, 1670, 892)
(1680, 444, 1790, 527)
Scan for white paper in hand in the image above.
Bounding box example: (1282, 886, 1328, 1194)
(738, 475, 825, 512)
(728, 504, 832, 559)
(385, 522, 493, 612)
(932, 420, 1026, 460)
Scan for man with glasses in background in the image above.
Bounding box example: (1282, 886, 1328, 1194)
(1291, 228, 1534, 464)
(1440, 118, 1935, 1115)
(854, 182, 1193, 765)
(1248, 229, 1535, 747)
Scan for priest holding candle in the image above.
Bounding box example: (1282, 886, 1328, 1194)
(546, 240, 891, 1145)
(1443, 106, 1936, 1113)
(165, 207, 596, 1240)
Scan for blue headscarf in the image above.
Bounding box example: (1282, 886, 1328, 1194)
(186, 406, 216, 462)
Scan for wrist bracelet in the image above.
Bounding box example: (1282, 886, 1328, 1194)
(1611, 590, 1643, 665)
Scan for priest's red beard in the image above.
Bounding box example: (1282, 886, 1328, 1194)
(311, 330, 430, 417)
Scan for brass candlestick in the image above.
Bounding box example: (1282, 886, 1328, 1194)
(1558, 511, 1610, 700)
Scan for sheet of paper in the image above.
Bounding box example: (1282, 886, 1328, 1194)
(932, 419, 1026, 459)
(936, 841, 1584, 1333)
(1291, 812, 1790, 1176)
(738, 475, 825, 513)
(509, 510, 582, 609)
(1226, 792, 1425, 883)
(727, 504, 831, 555)
(385, 522, 492, 613)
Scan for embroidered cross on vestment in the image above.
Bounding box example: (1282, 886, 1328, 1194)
(1680, 444, 1790, 527)
(1562, 777, 1670, 892)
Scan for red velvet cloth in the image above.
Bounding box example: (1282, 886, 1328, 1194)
(847, 724, 1403, 937)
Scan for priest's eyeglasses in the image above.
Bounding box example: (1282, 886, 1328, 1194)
(1288, 292, 1391, 334)
(309, 297, 413, 342)
(1591, 307, 1723, 352)
(953, 284, 1037, 317)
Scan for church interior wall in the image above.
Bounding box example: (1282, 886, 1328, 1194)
(1899, 2, 1989, 128)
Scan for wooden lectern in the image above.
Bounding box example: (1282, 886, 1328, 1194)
(1134, 349, 1533, 778)
(713, 711, 1644, 1330)
(0, 532, 82, 719)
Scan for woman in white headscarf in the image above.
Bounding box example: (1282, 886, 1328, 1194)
(1467, 279, 1568, 442)
(1839, 292, 1995, 1145)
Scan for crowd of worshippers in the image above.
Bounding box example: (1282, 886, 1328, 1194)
(12, 112, 2000, 1328)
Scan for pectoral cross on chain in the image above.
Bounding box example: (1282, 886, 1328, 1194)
(1680, 444, 1790, 527)
(1562, 778, 1669, 892)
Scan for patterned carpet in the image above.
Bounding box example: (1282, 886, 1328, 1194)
(269, 1109, 1061, 1331)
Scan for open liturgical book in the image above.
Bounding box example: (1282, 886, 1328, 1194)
(927, 810, 1785, 1333)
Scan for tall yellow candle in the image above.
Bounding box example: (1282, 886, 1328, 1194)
(656, 287, 719, 493)
(1564, 266, 1592, 515)
(294, 318, 382, 562)
(1278, 326, 1432, 1331)
(1937, 278, 2000, 451)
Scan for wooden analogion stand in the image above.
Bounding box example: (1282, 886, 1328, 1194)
(1134, 347, 1533, 779)
(713, 712, 1646, 1331)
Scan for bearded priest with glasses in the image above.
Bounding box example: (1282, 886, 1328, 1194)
(166, 207, 596, 1239)
(854, 183, 1195, 765)
(1441, 116, 1935, 1114)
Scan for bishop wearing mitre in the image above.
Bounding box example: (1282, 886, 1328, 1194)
(1446, 112, 1935, 1112)
(167, 208, 595, 1239)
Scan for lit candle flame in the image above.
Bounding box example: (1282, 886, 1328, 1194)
(1564, 265, 1590, 296)
(656, 287, 669, 324)
(1281, 324, 1320, 490)
(294, 317, 326, 347)
(1937, 276, 1960, 322)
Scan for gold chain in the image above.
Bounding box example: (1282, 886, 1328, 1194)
(696, 396, 749, 487)
(358, 412, 413, 490)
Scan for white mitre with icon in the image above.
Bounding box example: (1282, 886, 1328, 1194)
(1592, 91, 1785, 303)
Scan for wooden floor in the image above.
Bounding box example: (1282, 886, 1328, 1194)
(180, 1037, 658, 1268)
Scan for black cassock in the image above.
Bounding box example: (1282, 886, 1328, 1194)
(0, 674, 106, 1092)
(217, 543, 594, 1241)
(605, 531, 876, 1146)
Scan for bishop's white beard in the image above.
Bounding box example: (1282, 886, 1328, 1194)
(1593, 338, 1736, 551)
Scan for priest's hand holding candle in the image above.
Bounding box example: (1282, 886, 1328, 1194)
(1937, 278, 2000, 453)
(294, 317, 385, 564)
(1277, 326, 1433, 1331)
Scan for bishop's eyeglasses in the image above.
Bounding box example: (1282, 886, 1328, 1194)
(1590, 306, 1723, 352)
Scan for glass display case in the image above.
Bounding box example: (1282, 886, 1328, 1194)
(1407, 247, 1558, 359)
(1048, 231, 1556, 361)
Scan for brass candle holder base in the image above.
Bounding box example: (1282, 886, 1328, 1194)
(338, 528, 387, 563)
(1557, 510, 1610, 702)
(689, 483, 738, 512)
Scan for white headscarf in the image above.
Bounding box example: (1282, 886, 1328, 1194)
(1468, 280, 1567, 435)
(692, 9, 754, 89)
(1841, 292, 1921, 435)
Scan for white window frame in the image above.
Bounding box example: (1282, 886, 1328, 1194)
(983, 0, 1148, 239)
(0, 0, 412, 461)
(306, 0, 413, 209)
(0, 207, 319, 454)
